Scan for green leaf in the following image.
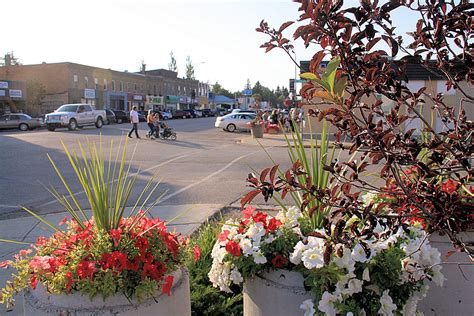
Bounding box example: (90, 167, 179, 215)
(334, 76, 348, 97)
(322, 56, 340, 94)
(300, 72, 318, 80)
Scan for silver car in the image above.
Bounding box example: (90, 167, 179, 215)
(214, 113, 256, 132)
(0, 113, 42, 131)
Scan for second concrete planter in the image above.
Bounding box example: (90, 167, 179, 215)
(243, 269, 311, 316)
(23, 268, 191, 316)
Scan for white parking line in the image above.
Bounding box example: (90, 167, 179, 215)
(0, 205, 20, 209)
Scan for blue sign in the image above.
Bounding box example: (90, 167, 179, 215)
(208, 92, 214, 99)
(242, 89, 253, 96)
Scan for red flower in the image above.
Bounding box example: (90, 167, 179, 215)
(35, 236, 47, 247)
(76, 260, 96, 280)
(0, 261, 10, 268)
(442, 179, 458, 194)
(162, 275, 174, 296)
(142, 261, 167, 281)
(193, 246, 201, 263)
(100, 251, 128, 272)
(218, 230, 230, 242)
(58, 216, 68, 226)
(242, 206, 256, 219)
(225, 240, 241, 257)
(109, 229, 122, 247)
(30, 274, 38, 290)
(252, 212, 267, 225)
(65, 271, 73, 291)
(271, 255, 288, 268)
(266, 218, 282, 233)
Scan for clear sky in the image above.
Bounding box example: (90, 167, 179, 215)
(4, 0, 418, 93)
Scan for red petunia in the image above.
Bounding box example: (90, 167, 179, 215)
(225, 240, 241, 257)
(76, 260, 96, 280)
(218, 230, 230, 242)
(242, 206, 256, 219)
(252, 212, 267, 225)
(109, 228, 122, 247)
(65, 271, 73, 291)
(271, 255, 288, 268)
(442, 179, 458, 194)
(30, 274, 38, 290)
(266, 218, 282, 233)
(162, 275, 174, 296)
(0, 260, 10, 268)
(193, 246, 201, 263)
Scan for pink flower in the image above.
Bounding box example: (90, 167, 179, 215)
(218, 230, 230, 242)
(76, 260, 96, 280)
(58, 216, 69, 226)
(0, 260, 11, 268)
(193, 246, 201, 263)
(225, 240, 241, 257)
(242, 206, 256, 219)
(30, 274, 38, 290)
(19, 249, 33, 257)
(109, 228, 122, 247)
(29, 256, 52, 273)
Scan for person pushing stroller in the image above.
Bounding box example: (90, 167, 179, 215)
(146, 110, 157, 139)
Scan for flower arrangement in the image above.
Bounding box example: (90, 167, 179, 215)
(247, 111, 265, 127)
(209, 205, 444, 315)
(1, 213, 185, 307)
(0, 138, 190, 309)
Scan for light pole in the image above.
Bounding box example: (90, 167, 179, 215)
(193, 62, 205, 108)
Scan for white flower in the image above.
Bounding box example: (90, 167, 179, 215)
(307, 236, 326, 249)
(246, 222, 266, 242)
(208, 261, 232, 293)
(347, 313, 354, 316)
(431, 265, 445, 287)
(345, 278, 363, 295)
(402, 296, 420, 315)
(211, 243, 227, 263)
(299, 299, 315, 316)
(352, 243, 369, 263)
(239, 238, 254, 256)
(230, 268, 243, 285)
(253, 251, 267, 264)
(378, 290, 397, 316)
(334, 247, 355, 273)
(318, 291, 339, 316)
(362, 267, 370, 281)
(301, 248, 324, 269)
(290, 241, 307, 265)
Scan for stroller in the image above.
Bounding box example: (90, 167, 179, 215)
(159, 122, 177, 140)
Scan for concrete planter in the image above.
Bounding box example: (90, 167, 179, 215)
(23, 268, 191, 316)
(243, 269, 311, 316)
(418, 232, 474, 315)
(251, 125, 264, 138)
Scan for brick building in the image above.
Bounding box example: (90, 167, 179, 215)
(0, 80, 26, 115)
(0, 62, 210, 115)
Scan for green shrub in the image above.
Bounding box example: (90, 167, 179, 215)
(186, 216, 242, 315)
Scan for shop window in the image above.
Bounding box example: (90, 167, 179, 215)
(84, 77, 89, 88)
(120, 81, 123, 92)
(104, 79, 108, 90)
(94, 78, 98, 89)
(112, 80, 116, 91)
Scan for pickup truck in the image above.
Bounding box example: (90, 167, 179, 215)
(45, 104, 106, 131)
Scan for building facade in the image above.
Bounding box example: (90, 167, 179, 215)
(0, 62, 210, 115)
(0, 80, 26, 115)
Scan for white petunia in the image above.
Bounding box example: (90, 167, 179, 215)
(334, 247, 355, 273)
(402, 296, 420, 315)
(378, 290, 397, 316)
(290, 241, 307, 265)
(431, 265, 445, 287)
(317, 291, 339, 316)
(239, 238, 254, 256)
(252, 251, 267, 264)
(362, 267, 370, 281)
(301, 248, 324, 270)
(299, 299, 315, 316)
(345, 278, 363, 295)
(211, 243, 227, 263)
(246, 222, 266, 242)
(352, 243, 369, 263)
(230, 268, 243, 285)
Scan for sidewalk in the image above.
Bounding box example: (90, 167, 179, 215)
(0, 204, 224, 315)
(239, 132, 351, 149)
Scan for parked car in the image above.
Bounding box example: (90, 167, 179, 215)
(104, 109, 116, 125)
(214, 113, 256, 132)
(201, 109, 215, 117)
(0, 113, 43, 131)
(231, 109, 256, 115)
(183, 109, 201, 118)
(45, 104, 106, 131)
(172, 110, 192, 119)
(193, 110, 203, 118)
(160, 111, 172, 120)
(112, 110, 129, 124)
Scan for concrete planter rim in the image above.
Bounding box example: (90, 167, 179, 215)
(24, 267, 188, 313)
(252, 269, 308, 295)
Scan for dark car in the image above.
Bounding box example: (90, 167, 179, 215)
(112, 110, 129, 124)
(201, 109, 215, 117)
(0, 113, 43, 131)
(137, 111, 148, 122)
(172, 110, 192, 119)
(183, 109, 198, 118)
(105, 109, 116, 125)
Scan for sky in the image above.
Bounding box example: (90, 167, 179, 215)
(4, 0, 419, 93)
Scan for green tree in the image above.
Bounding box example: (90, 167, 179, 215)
(168, 51, 178, 73)
(185, 56, 195, 80)
(26, 80, 46, 116)
(0, 52, 21, 66)
(245, 79, 251, 90)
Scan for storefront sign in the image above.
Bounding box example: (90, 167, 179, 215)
(133, 95, 143, 101)
(84, 89, 96, 99)
(0, 90, 5, 96)
(146, 95, 164, 105)
(0, 81, 8, 89)
(9, 89, 22, 98)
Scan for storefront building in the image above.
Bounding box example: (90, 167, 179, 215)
(0, 80, 26, 115)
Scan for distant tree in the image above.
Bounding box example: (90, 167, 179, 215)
(212, 81, 233, 98)
(185, 56, 195, 80)
(0, 52, 21, 66)
(26, 80, 45, 116)
(168, 51, 178, 73)
(245, 79, 251, 90)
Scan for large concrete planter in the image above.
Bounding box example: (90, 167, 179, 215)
(23, 268, 191, 316)
(243, 269, 311, 316)
(251, 124, 264, 138)
(418, 232, 474, 315)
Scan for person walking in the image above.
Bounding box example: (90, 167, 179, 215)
(128, 106, 141, 139)
(146, 110, 156, 139)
